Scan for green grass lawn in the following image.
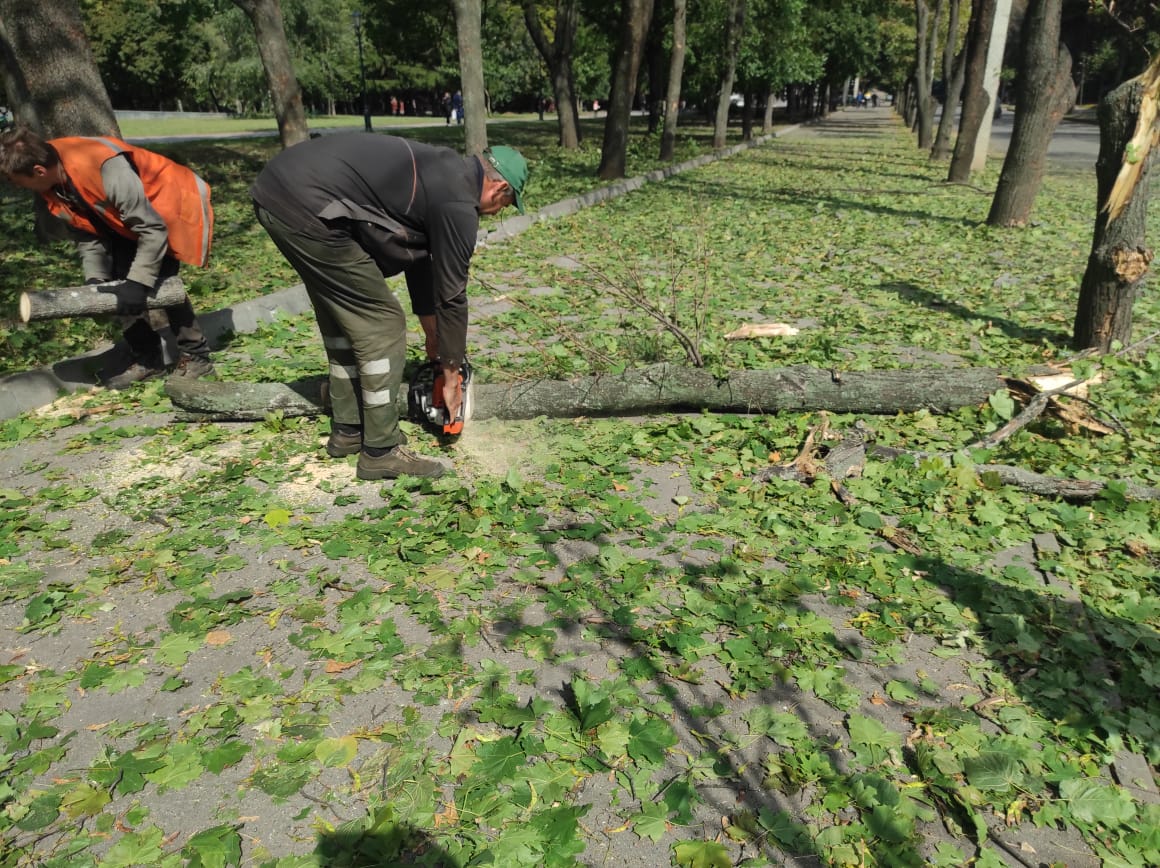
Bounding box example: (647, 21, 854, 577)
(114, 112, 541, 139)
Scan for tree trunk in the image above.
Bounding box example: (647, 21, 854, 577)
(711, 0, 746, 150)
(452, 0, 488, 155)
(597, 0, 655, 180)
(986, 0, 1074, 226)
(0, 0, 117, 137)
(904, 77, 918, 129)
(524, 0, 582, 148)
(20, 278, 187, 322)
(1073, 73, 1157, 352)
(645, 11, 665, 134)
(762, 90, 775, 133)
(930, 0, 966, 160)
(165, 363, 1008, 421)
(913, 0, 938, 150)
(948, 0, 997, 182)
(659, 0, 688, 161)
(231, 0, 308, 148)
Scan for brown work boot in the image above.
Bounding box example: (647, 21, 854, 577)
(326, 427, 363, 458)
(169, 353, 215, 380)
(101, 351, 166, 390)
(356, 445, 446, 480)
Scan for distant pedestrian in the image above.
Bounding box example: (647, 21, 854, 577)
(390, 95, 399, 116)
(451, 91, 463, 125)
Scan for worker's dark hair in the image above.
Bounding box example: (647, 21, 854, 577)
(0, 127, 59, 177)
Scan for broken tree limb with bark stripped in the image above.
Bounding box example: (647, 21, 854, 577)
(19, 277, 188, 322)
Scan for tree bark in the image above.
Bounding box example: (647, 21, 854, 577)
(712, 0, 746, 150)
(948, 0, 997, 182)
(231, 0, 308, 148)
(597, 0, 655, 180)
(762, 90, 775, 134)
(659, 0, 688, 161)
(20, 278, 187, 322)
(452, 0, 488, 155)
(930, 0, 966, 161)
(987, 0, 1075, 226)
(0, 0, 117, 137)
(645, 11, 665, 134)
(1073, 75, 1156, 352)
(523, 0, 582, 148)
(164, 364, 1008, 421)
(913, 0, 940, 150)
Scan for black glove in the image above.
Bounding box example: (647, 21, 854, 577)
(97, 279, 151, 316)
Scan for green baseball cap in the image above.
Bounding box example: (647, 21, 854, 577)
(484, 146, 528, 214)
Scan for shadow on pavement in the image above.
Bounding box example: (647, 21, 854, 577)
(881, 281, 1073, 347)
(316, 821, 461, 867)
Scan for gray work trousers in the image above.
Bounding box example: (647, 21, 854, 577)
(255, 204, 407, 449)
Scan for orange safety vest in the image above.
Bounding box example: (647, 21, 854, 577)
(46, 136, 214, 268)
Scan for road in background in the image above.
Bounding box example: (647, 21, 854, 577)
(987, 109, 1102, 170)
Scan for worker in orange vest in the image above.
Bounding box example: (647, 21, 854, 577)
(0, 126, 215, 388)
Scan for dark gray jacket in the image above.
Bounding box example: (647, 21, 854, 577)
(251, 133, 483, 367)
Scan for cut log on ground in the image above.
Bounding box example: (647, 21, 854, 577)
(164, 363, 1009, 421)
(19, 277, 188, 322)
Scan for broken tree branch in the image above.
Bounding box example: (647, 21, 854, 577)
(19, 277, 188, 322)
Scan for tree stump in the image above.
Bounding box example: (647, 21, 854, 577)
(19, 277, 188, 322)
(1073, 67, 1157, 351)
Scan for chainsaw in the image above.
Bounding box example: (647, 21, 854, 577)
(407, 360, 472, 435)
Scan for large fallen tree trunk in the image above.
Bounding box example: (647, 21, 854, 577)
(165, 363, 1009, 421)
(19, 277, 188, 322)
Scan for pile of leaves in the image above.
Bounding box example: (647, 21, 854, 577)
(1, 117, 1158, 867)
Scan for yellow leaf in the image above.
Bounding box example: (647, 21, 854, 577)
(315, 735, 358, 767)
(204, 630, 232, 646)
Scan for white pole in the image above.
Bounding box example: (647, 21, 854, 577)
(971, 0, 1014, 172)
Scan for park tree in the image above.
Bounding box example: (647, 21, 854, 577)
(986, 0, 1074, 225)
(947, 0, 996, 181)
(809, 0, 881, 117)
(930, 0, 966, 160)
(597, 0, 654, 179)
(79, 0, 211, 111)
(711, 0, 746, 148)
(183, 4, 271, 114)
(912, 0, 942, 149)
(658, 0, 688, 159)
(231, 0, 309, 146)
(524, 0, 584, 147)
(1073, 19, 1158, 351)
(877, 0, 919, 113)
(0, 0, 118, 136)
(730, 0, 817, 135)
(451, 0, 488, 153)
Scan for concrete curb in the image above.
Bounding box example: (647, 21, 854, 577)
(0, 125, 801, 422)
